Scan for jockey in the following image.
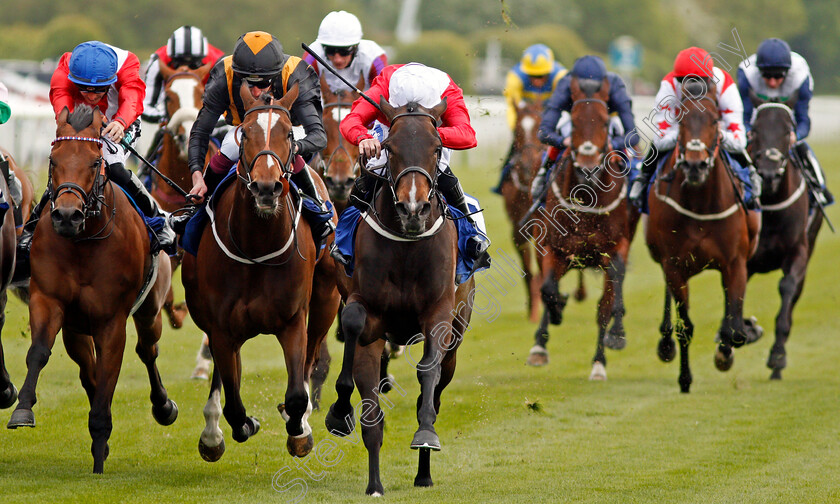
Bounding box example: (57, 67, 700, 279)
(303, 10, 388, 93)
(737, 38, 833, 206)
(15, 41, 176, 281)
(530, 55, 638, 199)
(0, 82, 24, 212)
(491, 44, 566, 194)
(339, 62, 490, 263)
(139, 26, 226, 186)
(180, 31, 333, 242)
(629, 47, 762, 210)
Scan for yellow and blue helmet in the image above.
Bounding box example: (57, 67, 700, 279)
(520, 44, 554, 77)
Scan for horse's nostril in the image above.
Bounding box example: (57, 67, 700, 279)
(420, 202, 432, 217)
(395, 202, 409, 217)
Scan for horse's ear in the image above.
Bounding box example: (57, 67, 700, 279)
(379, 95, 396, 122)
(279, 82, 299, 110)
(91, 107, 103, 130)
(319, 71, 330, 96)
(599, 77, 611, 99)
(748, 88, 765, 107)
(56, 107, 70, 126)
(570, 76, 581, 98)
(240, 81, 257, 109)
(355, 73, 365, 93)
(431, 97, 448, 122)
(195, 61, 213, 82)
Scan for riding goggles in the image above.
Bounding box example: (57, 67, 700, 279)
(323, 45, 357, 57)
(243, 76, 274, 89)
(761, 70, 788, 80)
(77, 85, 109, 94)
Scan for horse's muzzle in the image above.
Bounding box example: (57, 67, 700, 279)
(248, 180, 285, 212)
(395, 200, 432, 235)
(51, 207, 85, 237)
(324, 176, 354, 201)
(681, 161, 710, 186)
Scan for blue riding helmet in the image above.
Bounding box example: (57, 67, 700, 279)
(756, 38, 792, 69)
(68, 41, 118, 86)
(571, 55, 607, 80)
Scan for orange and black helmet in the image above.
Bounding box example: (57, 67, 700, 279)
(231, 31, 285, 78)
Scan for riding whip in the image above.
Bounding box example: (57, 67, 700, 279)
(120, 138, 191, 198)
(301, 42, 384, 114)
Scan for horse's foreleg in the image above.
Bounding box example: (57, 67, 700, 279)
(325, 299, 369, 436)
(306, 266, 340, 411)
(657, 287, 676, 362)
(769, 247, 810, 379)
(190, 333, 212, 380)
(353, 339, 386, 496)
(198, 364, 225, 462)
(278, 312, 314, 458)
(88, 321, 127, 473)
(540, 256, 570, 326)
(0, 292, 16, 409)
(210, 331, 258, 444)
(602, 253, 628, 352)
(133, 309, 178, 426)
(8, 295, 63, 428)
(666, 270, 693, 393)
(512, 228, 538, 322)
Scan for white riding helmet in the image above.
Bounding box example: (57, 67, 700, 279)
(316, 11, 363, 47)
(167, 25, 208, 60)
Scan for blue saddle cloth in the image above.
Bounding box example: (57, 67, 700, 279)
(334, 197, 489, 284)
(115, 185, 173, 255)
(633, 150, 754, 214)
(181, 167, 334, 256)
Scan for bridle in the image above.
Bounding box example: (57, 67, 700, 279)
(569, 98, 610, 168)
(675, 95, 721, 172)
(321, 94, 358, 177)
(49, 136, 107, 219)
(237, 104, 294, 191)
(750, 102, 794, 177)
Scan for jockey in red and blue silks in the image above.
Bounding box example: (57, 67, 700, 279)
(737, 38, 833, 206)
(491, 44, 566, 195)
(530, 55, 638, 200)
(628, 47, 762, 211)
(14, 41, 177, 282)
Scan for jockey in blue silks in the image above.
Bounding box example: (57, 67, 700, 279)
(530, 55, 638, 201)
(737, 37, 833, 206)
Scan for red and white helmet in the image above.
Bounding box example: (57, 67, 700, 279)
(316, 11, 363, 47)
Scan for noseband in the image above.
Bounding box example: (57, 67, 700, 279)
(49, 136, 106, 219)
(752, 103, 794, 176)
(675, 95, 721, 171)
(238, 104, 294, 186)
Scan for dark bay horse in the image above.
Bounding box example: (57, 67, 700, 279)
(747, 100, 822, 380)
(0, 165, 18, 409)
(182, 83, 339, 462)
(325, 97, 474, 495)
(646, 79, 762, 392)
(154, 63, 216, 331)
(7, 105, 177, 473)
(527, 77, 639, 379)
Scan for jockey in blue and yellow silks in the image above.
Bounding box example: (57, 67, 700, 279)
(492, 44, 566, 194)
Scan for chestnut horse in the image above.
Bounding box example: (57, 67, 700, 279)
(747, 99, 822, 380)
(153, 63, 216, 331)
(527, 77, 639, 380)
(182, 83, 339, 462)
(7, 105, 177, 473)
(646, 79, 762, 393)
(325, 98, 474, 495)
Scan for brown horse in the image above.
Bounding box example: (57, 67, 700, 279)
(746, 99, 822, 380)
(646, 78, 762, 393)
(182, 83, 339, 462)
(526, 76, 639, 379)
(325, 98, 474, 495)
(153, 63, 216, 331)
(6, 105, 177, 473)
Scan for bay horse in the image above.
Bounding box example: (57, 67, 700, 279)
(181, 83, 339, 462)
(746, 98, 822, 380)
(325, 97, 474, 496)
(6, 105, 177, 473)
(153, 62, 215, 332)
(527, 76, 639, 379)
(646, 78, 762, 393)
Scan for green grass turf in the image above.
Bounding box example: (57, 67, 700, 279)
(0, 143, 839, 503)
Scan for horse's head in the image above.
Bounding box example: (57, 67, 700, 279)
(237, 81, 298, 216)
(677, 77, 720, 186)
(569, 76, 611, 181)
(379, 96, 445, 235)
(159, 62, 212, 160)
(511, 100, 543, 189)
(49, 105, 105, 237)
(748, 92, 797, 196)
(320, 72, 363, 202)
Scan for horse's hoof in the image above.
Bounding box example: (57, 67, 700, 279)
(379, 375, 394, 394)
(190, 365, 210, 380)
(589, 362, 607, 381)
(526, 345, 549, 366)
(714, 347, 734, 372)
(743, 317, 764, 345)
(325, 403, 354, 436)
(199, 438, 226, 462)
(167, 302, 189, 329)
(604, 332, 627, 350)
(286, 432, 315, 457)
(367, 482, 386, 495)
(410, 429, 441, 451)
(767, 351, 786, 373)
(770, 369, 783, 380)
(657, 337, 676, 362)
(277, 402, 291, 422)
(414, 473, 434, 488)
(7, 408, 35, 428)
(231, 416, 260, 443)
(152, 399, 179, 426)
(0, 383, 17, 409)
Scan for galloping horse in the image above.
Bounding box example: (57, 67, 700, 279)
(153, 62, 215, 331)
(747, 98, 822, 380)
(325, 98, 474, 495)
(527, 77, 639, 379)
(646, 78, 762, 392)
(7, 105, 177, 473)
(182, 83, 339, 462)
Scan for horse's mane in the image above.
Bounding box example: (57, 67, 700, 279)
(404, 101, 423, 113)
(577, 78, 603, 98)
(67, 105, 95, 132)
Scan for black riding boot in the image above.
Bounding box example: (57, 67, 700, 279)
(107, 162, 175, 251)
(11, 190, 50, 284)
(438, 167, 491, 267)
(629, 147, 664, 209)
(291, 168, 335, 243)
(349, 172, 376, 211)
(729, 151, 762, 210)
